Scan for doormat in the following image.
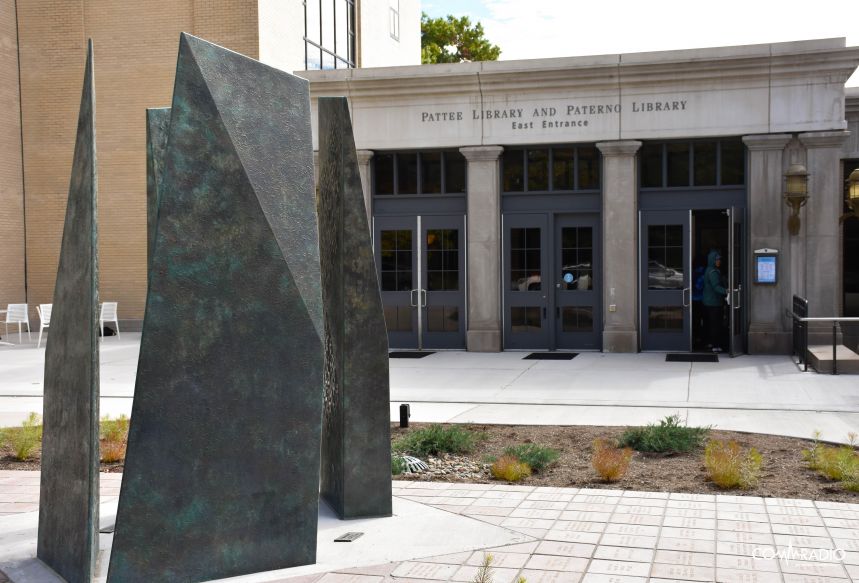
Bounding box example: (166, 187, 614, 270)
(666, 353, 719, 363)
(389, 351, 435, 359)
(523, 353, 578, 360)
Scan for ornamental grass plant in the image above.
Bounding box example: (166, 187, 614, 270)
(618, 414, 709, 454)
(490, 455, 531, 482)
(591, 439, 633, 482)
(2, 412, 43, 461)
(704, 439, 762, 489)
(392, 424, 482, 458)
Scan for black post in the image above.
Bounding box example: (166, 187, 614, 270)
(833, 321, 838, 375)
(399, 404, 410, 428)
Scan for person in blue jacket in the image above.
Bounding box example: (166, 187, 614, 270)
(703, 250, 727, 352)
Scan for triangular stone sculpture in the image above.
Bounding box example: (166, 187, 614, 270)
(37, 39, 100, 583)
(145, 107, 170, 268)
(317, 97, 392, 519)
(107, 34, 323, 583)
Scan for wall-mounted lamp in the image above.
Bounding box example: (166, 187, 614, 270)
(842, 168, 859, 222)
(784, 163, 809, 236)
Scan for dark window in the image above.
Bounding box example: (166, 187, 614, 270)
(374, 153, 394, 195)
(693, 142, 717, 186)
(427, 306, 459, 332)
(640, 143, 663, 188)
(648, 306, 683, 331)
(379, 230, 412, 291)
(503, 150, 525, 192)
(397, 153, 418, 194)
(552, 148, 574, 191)
(562, 307, 594, 332)
(421, 152, 442, 194)
(383, 305, 412, 332)
(641, 140, 745, 188)
(560, 227, 593, 291)
(844, 160, 859, 317)
(445, 152, 467, 193)
(426, 229, 459, 291)
(666, 142, 690, 187)
(510, 307, 541, 333)
(647, 225, 684, 290)
(304, 0, 355, 70)
(578, 146, 600, 190)
(373, 151, 467, 195)
(510, 227, 541, 291)
(527, 149, 550, 191)
(720, 140, 745, 185)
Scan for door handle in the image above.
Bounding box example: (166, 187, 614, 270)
(682, 287, 691, 307)
(409, 289, 418, 307)
(420, 289, 427, 308)
(734, 285, 742, 309)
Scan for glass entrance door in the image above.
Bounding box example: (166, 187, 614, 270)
(640, 210, 692, 351)
(504, 214, 550, 349)
(728, 207, 744, 357)
(374, 215, 465, 350)
(555, 215, 600, 350)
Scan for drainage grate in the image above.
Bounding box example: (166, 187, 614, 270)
(523, 353, 578, 361)
(334, 532, 364, 542)
(99, 524, 116, 534)
(666, 353, 719, 363)
(389, 351, 435, 359)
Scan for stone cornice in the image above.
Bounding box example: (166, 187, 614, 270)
(799, 130, 851, 149)
(356, 150, 374, 165)
(459, 146, 504, 162)
(742, 134, 792, 151)
(596, 141, 642, 157)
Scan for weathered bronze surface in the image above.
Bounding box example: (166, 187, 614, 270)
(145, 107, 170, 267)
(107, 33, 323, 582)
(318, 97, 392, 519)
(37, 39, 100, 583)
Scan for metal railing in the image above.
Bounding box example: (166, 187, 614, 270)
(788, 295, 859, 375)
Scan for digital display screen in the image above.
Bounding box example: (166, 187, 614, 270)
(755, 255, 777, 284)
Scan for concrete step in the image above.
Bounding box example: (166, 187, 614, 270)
(808, 344, 859, 374)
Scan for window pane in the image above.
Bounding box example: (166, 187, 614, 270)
(641, 143, 662, 188)
(397, 153, 418, 194)
(510, 227, 541, 291)
(577, 146, 600, 190)
(666, 142, 690, 187)
(647, 225, 684, 290)
(335, 0, 348, 58)
(648, 306, 683, 331)
(693, 142, 717, 186)
(421, 152, 442, 194)
(321, 51, 335, 70)
(374, 153, 394, 195)
(379, 229, 412, 291)
(511, 307, 541, 333)
(444, 151, 466, 193)
(552, 148, 574, 191)
(560, 227, 593, 291)
(720, 140, 745, 185)
(321, 0, 334, 50)
(305, 44, 322, 70)
(527, 148, 549, 191)
(503, 149, 524, 192)
(562, 307, 594, 332)
(305, 0, 321, 44)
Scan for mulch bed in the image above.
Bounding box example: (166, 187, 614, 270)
(392, 423, 859, 504)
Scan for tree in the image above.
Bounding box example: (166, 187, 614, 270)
(421, 12, 501, 64)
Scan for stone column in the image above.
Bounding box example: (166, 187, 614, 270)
(356, 150, 374, 221)
(799, 131, 850, 327)
(742, 134, 792, 354)
(596, 140, 641, 353)
(460, 145, 503, 352)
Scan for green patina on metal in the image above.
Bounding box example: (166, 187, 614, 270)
(146, 107, 170, 268)
(318, 97, 392, 519)
(37, 39, 99, 583)
(108, 33, 323, 583)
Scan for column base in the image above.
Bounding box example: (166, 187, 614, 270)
(602, 330, 638, 353)
(748, 330, 791, 354)
(467, 329, 501, 352)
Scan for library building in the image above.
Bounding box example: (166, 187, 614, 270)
(308, 38, 859, 355)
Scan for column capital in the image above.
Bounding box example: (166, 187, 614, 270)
(596, 140, 641, 157)
(459, 145, 503, 162)
(356, 149, 374, 165)
(742, 134, 791, 151)
(799, 130, 850, 149)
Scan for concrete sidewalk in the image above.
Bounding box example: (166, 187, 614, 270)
(0, 334, 857, 443)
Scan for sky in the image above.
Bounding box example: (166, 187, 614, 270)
(421, 0, 859, 86)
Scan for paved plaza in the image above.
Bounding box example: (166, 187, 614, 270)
(0, 334, 857, 443)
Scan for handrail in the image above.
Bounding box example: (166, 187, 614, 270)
(786, 300, 857, 375)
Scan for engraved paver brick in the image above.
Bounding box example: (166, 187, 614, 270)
(592, 545, 654, 563)
(560, 511, 612, 522)
(714, 568, 783, 583)
(608, 513, 663, 526)
(465, 551, 529, 568)
(770, 524, 829, 537)
(778, 559, 847, 577)
(657, 537, 715, 554)
(526, 492, 575, 503)
(519, 500, 568, 510)
(451, 566, 520, 583)
(716, 554, 780, 572)
(509, 508, 563, 520)
(552, 520, 606, 533)
(660, 526, 715, 540)
(649, 563, 715, 582)
(525, 555, 589, 572)
(717, 531, 774, 544)
(663, 517, 716, 530)
(390, 563, 460, 580)
(719, 519, 772, 534)
(420, 552, 473, 565)
(534, 540, 595, 558)
(580, 575, 646, 583)
(464, 506, 514, 517)
(517, 569, 583, 583)
(599, 534, 657, 549)
(605, 524, 660, 537)
(544, 530, 602, 545)
(566, 502, 617, 513)
(614, 505, 665, 515)
(718, 511, 771, 523)
(586, 559, 650, 578)
(318, 574, 383, 583)
(665, 508, 716, 519)
(653, 550, 714, 566)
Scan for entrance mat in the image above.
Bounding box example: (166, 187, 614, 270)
(666, 353, 719, 363)
(523, 353, 579, 360)
(389, 351, 436, 359)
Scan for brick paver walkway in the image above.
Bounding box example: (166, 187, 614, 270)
(0, 470, 121, 515)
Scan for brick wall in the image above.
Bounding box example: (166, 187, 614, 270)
(0, 1, 26, 315)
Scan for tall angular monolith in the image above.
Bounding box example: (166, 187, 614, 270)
(37, 39, 99, 583)
(145, 107, 170, 267)
(317, 97, 392, 519)
(107, 33, 323, 583)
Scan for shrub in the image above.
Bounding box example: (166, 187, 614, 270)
(490, 455, 531, 482)
(391, 455, 406, 476)
(591, 439, 632, 482)
(100, 414, 130, 463)
(2, 412, 43, 461)
(704, 440, 762, 489)
(392, 424, 481, 458)
(804, 431, 859, 492)
(502, 443, 559, 473)
(618, 414, 709, 453)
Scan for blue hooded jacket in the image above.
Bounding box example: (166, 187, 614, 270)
(703, 250, 727, 306)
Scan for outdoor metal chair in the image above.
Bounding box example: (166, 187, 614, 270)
(37, 304, 52, 348)
(100, 302, 120, 339)
(5, 304, 31, 343)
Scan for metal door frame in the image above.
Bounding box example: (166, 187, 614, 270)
(421, 214, 467, 350)
(503, 213, 551, 349)
(728, 206, 745, 357)
(554, 213, 602, 350)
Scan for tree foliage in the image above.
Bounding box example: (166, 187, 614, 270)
(421, 12, 501, 64)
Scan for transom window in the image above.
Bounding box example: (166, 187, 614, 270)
(373, 151, 467, 195)
(502, 146, 600, 193)
(304, 0, 355, 70)
(639, 139, 745, 188)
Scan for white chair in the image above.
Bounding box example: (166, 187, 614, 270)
(5, 304, 31, 343)
(100, 302, 120, 339)
(37, 304, 52, 348)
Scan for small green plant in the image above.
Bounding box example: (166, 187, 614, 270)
(591, 439, 632, 482)
(2, 412, 43, 461)
(99, 414, 130, 463)
(804, 431, 859, 492)
(704, 439, 762, 489)
(490, 455, 531, 482)
(472, 553, 494, 583)
(502, 443, 559, 473)
(391, 455, 406, 476)
(392, 424, 482, 458)
(618, 414, 709, 453)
